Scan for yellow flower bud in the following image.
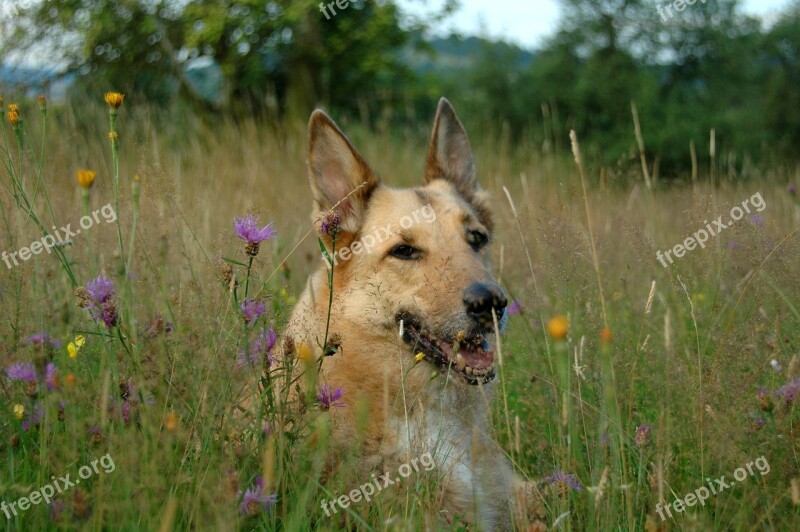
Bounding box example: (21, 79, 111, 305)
(77, 170, 96, 190)
(104, 92, 125, 109)
(7, 109, 19, 127)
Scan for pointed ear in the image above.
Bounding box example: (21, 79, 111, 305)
(308, 110, 379, 234)
(425, 98, 478, 195)
(425, 98, 494, 232)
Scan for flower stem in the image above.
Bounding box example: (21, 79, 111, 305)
(321, 235, 336, 353)
(244, 255, 254, 300)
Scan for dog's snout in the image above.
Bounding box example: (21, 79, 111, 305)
(463, 283, 508, 323)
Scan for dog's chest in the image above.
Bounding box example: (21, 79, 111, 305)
(386, 395, 486, 496)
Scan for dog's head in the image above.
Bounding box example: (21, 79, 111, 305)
(307, 99, 507, 386)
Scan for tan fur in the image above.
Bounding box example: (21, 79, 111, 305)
(279, 99, 541, 529)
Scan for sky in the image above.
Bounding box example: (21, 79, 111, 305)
(405, 0, 795, 49)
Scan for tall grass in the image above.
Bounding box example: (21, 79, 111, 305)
(1, 96, 799, 530)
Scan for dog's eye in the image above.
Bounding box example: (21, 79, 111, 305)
(389, 244, 419, 260)
(467, 230, 489, 251)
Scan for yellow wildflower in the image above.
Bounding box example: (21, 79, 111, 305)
(7, 109, 19, 127)
(76, 170, 96, 190)
(68, 335, 86, 359)
(547, 316, 569, 341)
(297, 341, 314, 367)
(13, 404, 24, 420)
(104, 92, 125, 109)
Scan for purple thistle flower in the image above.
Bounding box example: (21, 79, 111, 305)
(545, 469, 583, 492)
(24, 332, 62, 350)
(6, 361, 37, 383)
(317, 211, 341, 238)
(21, 401, 44, 431)
(49, 499, 65, 522)
(775, 377, 800, 404)
(316, 384, 346, 410)
(234, 215, 276, 245)
(238, 476, 278, 516)
(634, 423, 651, 446)
(238, 327, 277, 368)
(122, 401, 132, 425)
(46, 363, 59, 390)
(240, 299, 266, 325)
(506, 300, 523, 316)
(86, 275, 115, 303)
(80, 275, 119, 329)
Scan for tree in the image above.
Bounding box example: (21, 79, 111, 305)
(1, 0, 449, 118)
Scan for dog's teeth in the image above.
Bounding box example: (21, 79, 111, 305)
(455, 354, 466, 371)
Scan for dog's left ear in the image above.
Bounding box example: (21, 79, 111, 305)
(424, 98, 493, 231)
(308, 110, 380, 234)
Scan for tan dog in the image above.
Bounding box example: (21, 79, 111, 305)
(282, 99, 537, 529)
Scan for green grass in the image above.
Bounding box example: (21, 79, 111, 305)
(1, 96, 799, 530)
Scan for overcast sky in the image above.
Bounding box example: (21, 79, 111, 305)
(405, 0, 795, 49)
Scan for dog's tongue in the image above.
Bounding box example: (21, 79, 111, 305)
(437, 340, 494, 369)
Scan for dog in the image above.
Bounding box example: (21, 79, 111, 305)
(280, 99, 540, 529)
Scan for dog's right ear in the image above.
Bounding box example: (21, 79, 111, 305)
(307, 110, 379, 234)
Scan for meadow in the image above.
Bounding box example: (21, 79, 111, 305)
(1, 96, 799, 531)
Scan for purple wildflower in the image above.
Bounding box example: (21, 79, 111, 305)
(748, 214, 764, 225)
(545, 469, 583, 492)
(88, 426, 104, 445)
(238, 476, 278, 516)
(6, 361, 37, 382)
(316, 384, 346, 410)
(234, 215, 276, 256)
(788, 183, 797, 195)
(240, 299, 266, 325)
(46, 363, 59, 390)
(24, 332, 62, 350)
(122, 401, 133, 425)
(86, 275, 115, 303)
(775, 377, 800, 404)
(238, 327, 277, 368)
(21, 401, 44, 431)
(506, 300, 522, 316)
(79, 275, 119, 329)
(317, 211, 341, 238)
(727, 241, 738, 250)
(634, 423, 651, 446)
(49, 499, 65, 522)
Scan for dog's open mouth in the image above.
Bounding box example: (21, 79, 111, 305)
(398, 314, 496, 385)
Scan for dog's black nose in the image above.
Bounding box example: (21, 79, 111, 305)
(463, 282, 507, 324)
